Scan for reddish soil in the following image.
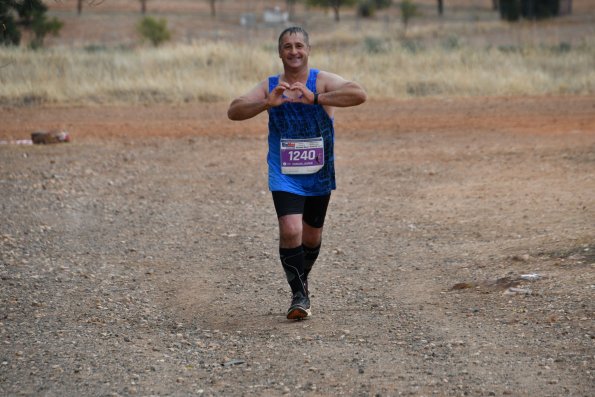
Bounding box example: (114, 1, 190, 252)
(1, 96, 593, 396)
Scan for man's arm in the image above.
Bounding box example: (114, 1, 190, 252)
(316, 71, 367, 108)
(227, 80, 290, 121)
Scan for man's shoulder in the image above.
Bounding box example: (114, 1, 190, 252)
(316, 70, 342, 81)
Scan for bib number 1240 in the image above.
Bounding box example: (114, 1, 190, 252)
(280, 137, 325, 175)
(288, 150, 318, 161)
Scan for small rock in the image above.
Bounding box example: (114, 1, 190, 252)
(520, 273, 541, 281)
(451, 282, 475, 290)
(504, 287, 532, 295)
(511, 254, 530, 262)
(222, 359, 245, 367)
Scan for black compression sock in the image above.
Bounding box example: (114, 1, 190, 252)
(279, 246, 306, 296)
(302, 243, 321, 280)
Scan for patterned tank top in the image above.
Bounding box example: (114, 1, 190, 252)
(267, 69, 336, 196)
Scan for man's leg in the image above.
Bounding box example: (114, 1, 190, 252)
(301, 194, 331, 294)
(273, 192, 310, 319)
(302, 223, 322, 295)
(278, 214, 308, 299)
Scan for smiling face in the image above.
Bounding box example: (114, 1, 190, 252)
(278, 31, 310, 72)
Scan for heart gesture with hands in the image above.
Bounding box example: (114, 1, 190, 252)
(271, 81, 314, 105)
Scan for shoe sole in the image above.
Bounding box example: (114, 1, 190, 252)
(287, 307, 311, 320)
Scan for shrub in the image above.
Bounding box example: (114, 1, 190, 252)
(137, 16, 171, 47)
(358, 2, 375, 17)
(29, 11, 64, 49)
(364, 36, 388, 53)
(441, 35, 460, 50)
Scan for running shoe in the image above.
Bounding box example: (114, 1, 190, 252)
(286, 291, 311, 320)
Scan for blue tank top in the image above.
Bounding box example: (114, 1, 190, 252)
(267, 69, 336, 196)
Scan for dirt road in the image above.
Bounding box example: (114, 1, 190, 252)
(1, 96, 594, 396)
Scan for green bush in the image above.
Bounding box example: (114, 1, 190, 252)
(499, 0, 521, 21)
(137, 16, 171, 47)
(441, 35, 460, 50)
(358, 2, 375, 17)
(400, 38, 423, 53)
(364, 36, 386, 53)
(29, 11, 63, 49)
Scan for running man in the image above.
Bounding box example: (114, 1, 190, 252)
(227, 26, 367, 320)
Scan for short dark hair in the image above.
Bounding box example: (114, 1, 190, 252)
(278, 26, 310, 51)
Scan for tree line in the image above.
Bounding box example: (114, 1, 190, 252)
(70, 0, 431, 22)
(1, 1, 568, 48)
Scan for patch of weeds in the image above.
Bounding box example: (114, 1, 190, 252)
(540, 244, 595, 263)
(0, 94, 49, 107)
(363, 36, 386, 54)
(550, 42, 572, 54)
(400, 38, 424, 54)
(194, 92, 225, 103)
(107, 89, 170, 104)
(20, 94, 49, 106)
(83, 44, 108, 53)
(262, 43, 277, 52)
(497, 45, 522, 53)
(406, 81, 442, 96)
(441, 35, 460, 50)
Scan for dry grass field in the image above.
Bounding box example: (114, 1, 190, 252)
(0, 0, 593, 105)
(1, 1, 594, 396)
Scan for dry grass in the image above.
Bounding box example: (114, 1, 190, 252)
(0, 33, 593, 106)
(2, 0, 593, 106)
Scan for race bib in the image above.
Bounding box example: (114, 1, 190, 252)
(280, 137, 324, 175)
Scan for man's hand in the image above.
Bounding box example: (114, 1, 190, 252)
(227, 80, 285, 121)
(283, 82, 315, 105)
(269, 82, 292, 107)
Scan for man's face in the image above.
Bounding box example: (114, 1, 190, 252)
(278, 32, 310, 70)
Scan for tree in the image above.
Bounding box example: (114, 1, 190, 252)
(77, 1, 105, 16)
(0, 1, 21, 46)
(437, 0, 443, 16)
(307, 0, 358, 22)
(373, 0, 392, 8)
(498, 0, 520, 21)
(286, 0, 300, 20)
(0, 0, 63, 48)
(208, 0, 216, 18)
(139, 0, 148, 15)
(399, 0, 418, 35)
(358, 0, 392, 18)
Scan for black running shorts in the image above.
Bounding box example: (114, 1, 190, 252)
(271, 191, 331, 228)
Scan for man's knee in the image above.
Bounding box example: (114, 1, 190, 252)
(302, 223, 323, 248)
(280, 226, 301, 243)
(279, 215, 302, 245)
